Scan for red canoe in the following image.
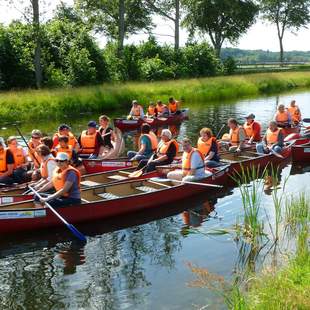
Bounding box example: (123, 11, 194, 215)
(113, 109, 189, 132)
(292, 141, 310, 162)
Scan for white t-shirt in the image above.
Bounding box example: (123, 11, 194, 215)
(190, 151, 206, 178)
(42, 154, 57, 181)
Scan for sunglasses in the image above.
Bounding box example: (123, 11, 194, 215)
(32, 136, 40, 139)
(56, 159, 67, 163)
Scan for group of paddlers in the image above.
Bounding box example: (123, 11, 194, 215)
(0, 98, 303, 209)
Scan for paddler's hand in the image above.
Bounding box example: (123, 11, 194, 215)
(236, 147, 241, 153)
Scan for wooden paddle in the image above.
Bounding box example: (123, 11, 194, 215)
(29, 186, 87, 243)
(128, 154, 156, 178)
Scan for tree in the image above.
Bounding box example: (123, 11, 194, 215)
(182, 0, 258, 57)
(75, 0, 153, 55)
(260, 0, 310, 63)
(146, 0, 181, 51)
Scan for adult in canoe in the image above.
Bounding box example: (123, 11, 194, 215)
(146, 102, 157, 118)
(274, 104, 291, 128)
(98, 115, 115, 151)
(256, 121, 284, 154)
(197, 128, 220, 168)
(243, 113, 261, 143)
(28, 129, 42, 168)
(0, 138, 15, 186)
(7, 136, 29, 184)
(287, 100, 301, 125)
(220, 118, 246, 152)
(52, 124, 79, 152)
(54, 135, 81, 167)
(168, 97, 181, 115)
(127, 123, 158, 161)
(127, 100, 145, 120)
(34, 152, 81, 208)
(137, 129, 178, 172)
(41, 136, 57, 157)
(156, 101, 170, 117)
(78, 121, 105, 159)
(167, 138, 206, 182)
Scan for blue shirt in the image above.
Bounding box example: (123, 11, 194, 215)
(66, 170, 80, 199)
(140, 135, 153, 157)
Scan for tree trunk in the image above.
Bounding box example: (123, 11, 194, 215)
(118, 0, 125, 56)
(214, 43, 221, 58)
(279, 36, 284, 65)
(174, 0, 179, 51)
(32, 0, 42, 89)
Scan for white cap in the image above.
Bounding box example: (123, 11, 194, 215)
(55, 152, 69, 161)
(161, 129, 172, 139)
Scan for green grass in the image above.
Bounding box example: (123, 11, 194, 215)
(2, 71, 310, 122)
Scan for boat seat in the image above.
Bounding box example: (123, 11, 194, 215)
(220, 159, 237, 164)
(107, 175, 128, 181)
(80, 180, 102, 187)
(238, 155, 255, 159)
(97, 192, 120, 200)
(135, 186, 157, 193)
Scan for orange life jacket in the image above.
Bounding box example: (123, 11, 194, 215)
(0, 148, 8, 172)
(132, 105, 143, 117)
(10, 146, 25, 169)
(158, 139, 179, 155)
(147, 106, 156, 116)
(52, 165, 81, 197)
(287, 106, 301, 123)
(80, 130, 96, 154)
(182, 148, 205, 172)
(55, 145, 73, 160)
(140, 132, 158, 151)
(275, 110, 290, 123)
(230, 126, 244, 146)
(243, 120, 261, 141)
(156, 104, 168, 113)
(169, 101, 179, 113)
(40, 157, 56, 179)
(266, 128, 281, 145)
(54, 132, 77, 148)
(197, 137, 217, 157)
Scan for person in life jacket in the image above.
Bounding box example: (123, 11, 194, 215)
(34, 152, 81, 208)
(7, 136, 29, 184)
(256, 121, 284, 154)
(168, 97, 181, 114)
(127, 123, 158, 161)
(78, 121, 105, 158)
(52, 124, 79, 152)
(32, 144, 57, 190)
(28, 129, 42, 168)
(243, 113, 262, 143)
(0, 137, 15, 186)
(287, 100, 301, 125)
(55, 135, 81, 167)
(274, 104, 291, 128)
(136, 129, 178, 173)
(220, 118, 246, 152)
(156, 100, 170, 117)
(41, 136, 57, 157)
(127, 100, 145, 120)
(167, 138, 206, 182)
(146, 102, 158, 118)
(197, 128, 220, 167)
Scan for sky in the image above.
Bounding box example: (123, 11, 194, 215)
(0, 0, 310, 52)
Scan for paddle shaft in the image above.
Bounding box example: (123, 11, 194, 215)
(29, 186, 87, 243)
(169, 179, 222, 188)
(216, 124, 226, 139)
(15, 125, 40, 166)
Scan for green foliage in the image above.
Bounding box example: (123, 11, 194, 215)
(223, 57, 237, 75)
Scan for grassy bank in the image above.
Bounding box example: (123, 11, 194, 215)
(2, 71, 310, 122)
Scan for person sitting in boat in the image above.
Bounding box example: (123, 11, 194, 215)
(146, 102, 157, 118)
(168, 97, 181, 115)
(156, 100, 169, 117)
(28, 129, 43, 168)
(55, 135, 81, 167)
(274, 104, 291, 128)
(34, 152, 81, 208)
(7, 136, 29, 184)
(127, 124, 158, 161)
(197, 128, 220, 167)
(0, 137, 15, 186)
(243, 113, 261, 144)
(220, 118, 246, 152)
(127, 100, 145, 120)
(33, 144, 57, 189)
(256, 121, 284, 154)
(78, 121, 105, 159)
(167, 138, 206, 182)
(98, 115, 115, 151)
(287, 100, 301, 125)
(137, 129, 178, 173)
(52, 124, 79, 152)
(41, 136, 57, 157)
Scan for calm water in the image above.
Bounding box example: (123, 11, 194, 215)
(0, 90, 310, 309)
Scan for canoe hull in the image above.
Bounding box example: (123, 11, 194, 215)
(82, 158, 136, 174)
(292, 142, 310, 162)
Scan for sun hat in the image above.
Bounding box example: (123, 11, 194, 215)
(55, 152, 69, 161)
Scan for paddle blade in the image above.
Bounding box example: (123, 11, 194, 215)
(68, 224, 87, 243)
(303, 118, 310, 123)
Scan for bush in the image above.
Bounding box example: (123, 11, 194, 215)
(223, 56, 237, 75)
